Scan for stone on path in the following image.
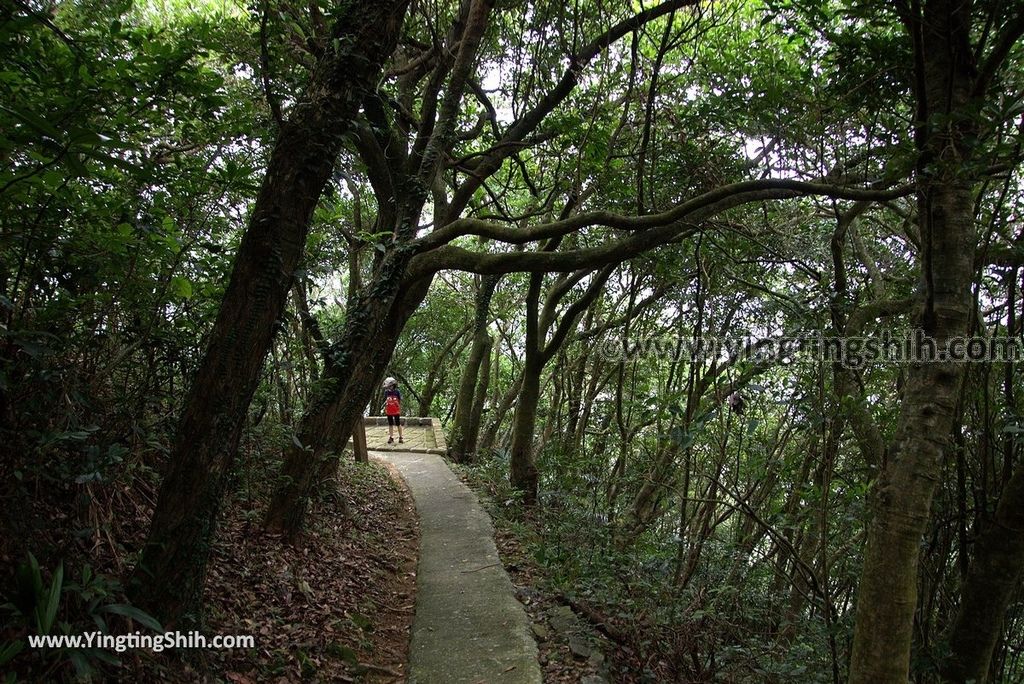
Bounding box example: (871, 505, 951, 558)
(374, 450, 541, 684)
(547, 605, 580, 635)
(568, 634, 592, 660)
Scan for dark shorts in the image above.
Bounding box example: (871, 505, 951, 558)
(387, 414, 401, 426)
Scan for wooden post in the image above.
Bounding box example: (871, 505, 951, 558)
(352, 416, 369, 463)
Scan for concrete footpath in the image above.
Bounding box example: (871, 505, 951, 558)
(373, 450, 541, 684)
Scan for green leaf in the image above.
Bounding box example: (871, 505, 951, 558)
(68, 126, 104, 146)
(35, 560, 63, 634)
(668, 426, 696, 450)
(86, 647, 122, 666)
(0, 104, 61, 139)
(67, 650, 97, 679)
(0, 640, 24, 667)
(100, 603, 163, 632)
(329, 643, 359, 665)
(67, 153, 88, 177)
(90, 151, 140, 173)
(350, 612, 373, 632)
(13, 552, 43, 617)
(746, 418, 760, 435)
(170, 276, 193, 299)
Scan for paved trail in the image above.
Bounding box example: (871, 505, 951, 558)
(374, 450, 541, 684)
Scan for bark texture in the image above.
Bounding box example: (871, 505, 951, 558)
(848, 2, 982, 680)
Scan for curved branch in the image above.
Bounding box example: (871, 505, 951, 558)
(845, 297, 917, 336)
(540, 268, 591, 335)
(413, 0, 494, 185)
(418, 179, 914, 252)
(409, 222, 699, 278)
(542, 264, 616, 362)
(444, 0, 701, 221)
(408, 179, 912, 283)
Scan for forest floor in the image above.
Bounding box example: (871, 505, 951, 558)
(7, 449, 640, 683)
(126, 459, 419, 683)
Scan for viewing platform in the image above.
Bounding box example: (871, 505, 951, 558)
(361, 416, 447, 455)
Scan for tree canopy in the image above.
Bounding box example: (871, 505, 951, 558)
(2, 0, 1024, 681)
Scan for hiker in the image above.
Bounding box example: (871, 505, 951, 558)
(382, 377, 404, 444)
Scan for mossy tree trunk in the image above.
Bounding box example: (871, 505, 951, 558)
(465, 337, 492, 457)
(848, 1, 1016, 679)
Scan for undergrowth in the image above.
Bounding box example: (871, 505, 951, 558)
(459, 450, 839, 683)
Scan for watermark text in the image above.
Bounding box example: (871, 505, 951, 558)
(27, 630, 255, 653)
(598, 330, 1024, 368)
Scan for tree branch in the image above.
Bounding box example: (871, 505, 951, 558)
(973, 7, 1024, 98)
(444, 0, 701, 221)
(413, 0, 494, 186)
(418, 179, 914, 252)
(542, 265, 616, 362)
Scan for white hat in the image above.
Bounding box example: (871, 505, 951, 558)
(383, 377, 397, 387)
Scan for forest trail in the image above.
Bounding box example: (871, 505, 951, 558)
(373, 450, 541, 684)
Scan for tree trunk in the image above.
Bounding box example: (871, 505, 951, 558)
(617, 440, 677, 545)
(417, 322, 472, 416)
(351, 416, 369, 464)
(848, 3, 980, 680)
(449, 329, 488, 461)
(262, 272, 432, 537)
(127, 0, 409, 627)
(507, 262, 614, 503)
(450, 272, 497, 458)
(848, 167, 976, 684)
(479, 375, 522, 452)
(450, 275, 499, 461)
(465, 336, 492, 458)
(942, 465, 1024, 682)
(509, 347, 543, 503)
(563, 338, 591, 453)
